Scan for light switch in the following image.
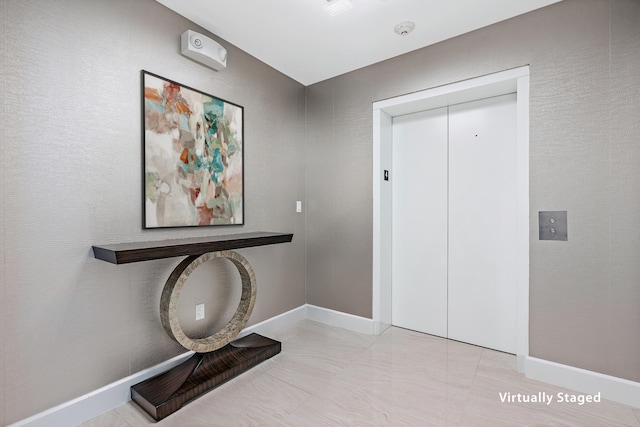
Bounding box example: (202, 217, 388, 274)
(296, 201, 302, 213)
(539, 211, 567, 241)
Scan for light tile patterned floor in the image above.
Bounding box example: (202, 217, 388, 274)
(82, 320, 640, 426)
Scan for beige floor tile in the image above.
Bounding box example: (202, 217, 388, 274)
(261, 351, 340, 393)
(80, 320, 640, 427)
(111, 368, 311, 426)
(79, 409, 131, 427)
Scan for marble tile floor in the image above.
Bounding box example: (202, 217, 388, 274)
(82, 320, 640, 426)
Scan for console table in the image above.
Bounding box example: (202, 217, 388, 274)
(92, 231, 293, 421)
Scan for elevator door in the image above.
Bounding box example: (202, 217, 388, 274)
(391, 94, 517, 354)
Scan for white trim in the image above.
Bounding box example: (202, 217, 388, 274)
(372, 108, 393, 336)
(10, 304, 640, 425)
(305, 304, 377, 335)
(6, 351, 195, 427)
(515, 74, 530, 373)
(8, 305, 308, 427)
(372, 66, 530, 368)
(9, 304, 370, 426)
(237, 305, 307, 339)
(526, 357, 640, 409)
(373, 66, 529, 117)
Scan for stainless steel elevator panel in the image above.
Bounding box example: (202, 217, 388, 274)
(539, 211, 568, 241)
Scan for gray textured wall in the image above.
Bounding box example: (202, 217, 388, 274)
(2, 0, 640, 423)
(0, 0, 305, 423)
(0, 1, 5, 424)
(305, 0, 640, 384)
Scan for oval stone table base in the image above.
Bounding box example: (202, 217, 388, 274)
(93, 233, 292, 422)
(131, 333, 281, 421)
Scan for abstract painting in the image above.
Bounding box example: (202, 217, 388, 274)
(142, 71, 243, 228)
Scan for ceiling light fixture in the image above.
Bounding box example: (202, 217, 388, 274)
(325, 0, 353, 16)
(394, 21, 416, 36)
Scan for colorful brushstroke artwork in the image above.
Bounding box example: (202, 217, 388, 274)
(142, 71, 243, 228)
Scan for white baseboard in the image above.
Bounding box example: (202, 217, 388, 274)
(8, 305, 308, 427)
(6, 351, 196, 427)
(14, 307, 640, 426)
(526, 356, 640, 409)
(238, 305, 307, 339)
(305, 304, 377, 335)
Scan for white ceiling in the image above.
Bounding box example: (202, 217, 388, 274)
(155, 0, 561, 86)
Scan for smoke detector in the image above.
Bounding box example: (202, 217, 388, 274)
(394, 21, 416, 36)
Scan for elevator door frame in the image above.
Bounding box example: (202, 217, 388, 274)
(372, 66, 530, 372)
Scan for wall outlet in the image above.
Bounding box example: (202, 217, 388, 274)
(195, 303, 205, 321)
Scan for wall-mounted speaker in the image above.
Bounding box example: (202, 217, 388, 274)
(180, 30, 227, 71)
